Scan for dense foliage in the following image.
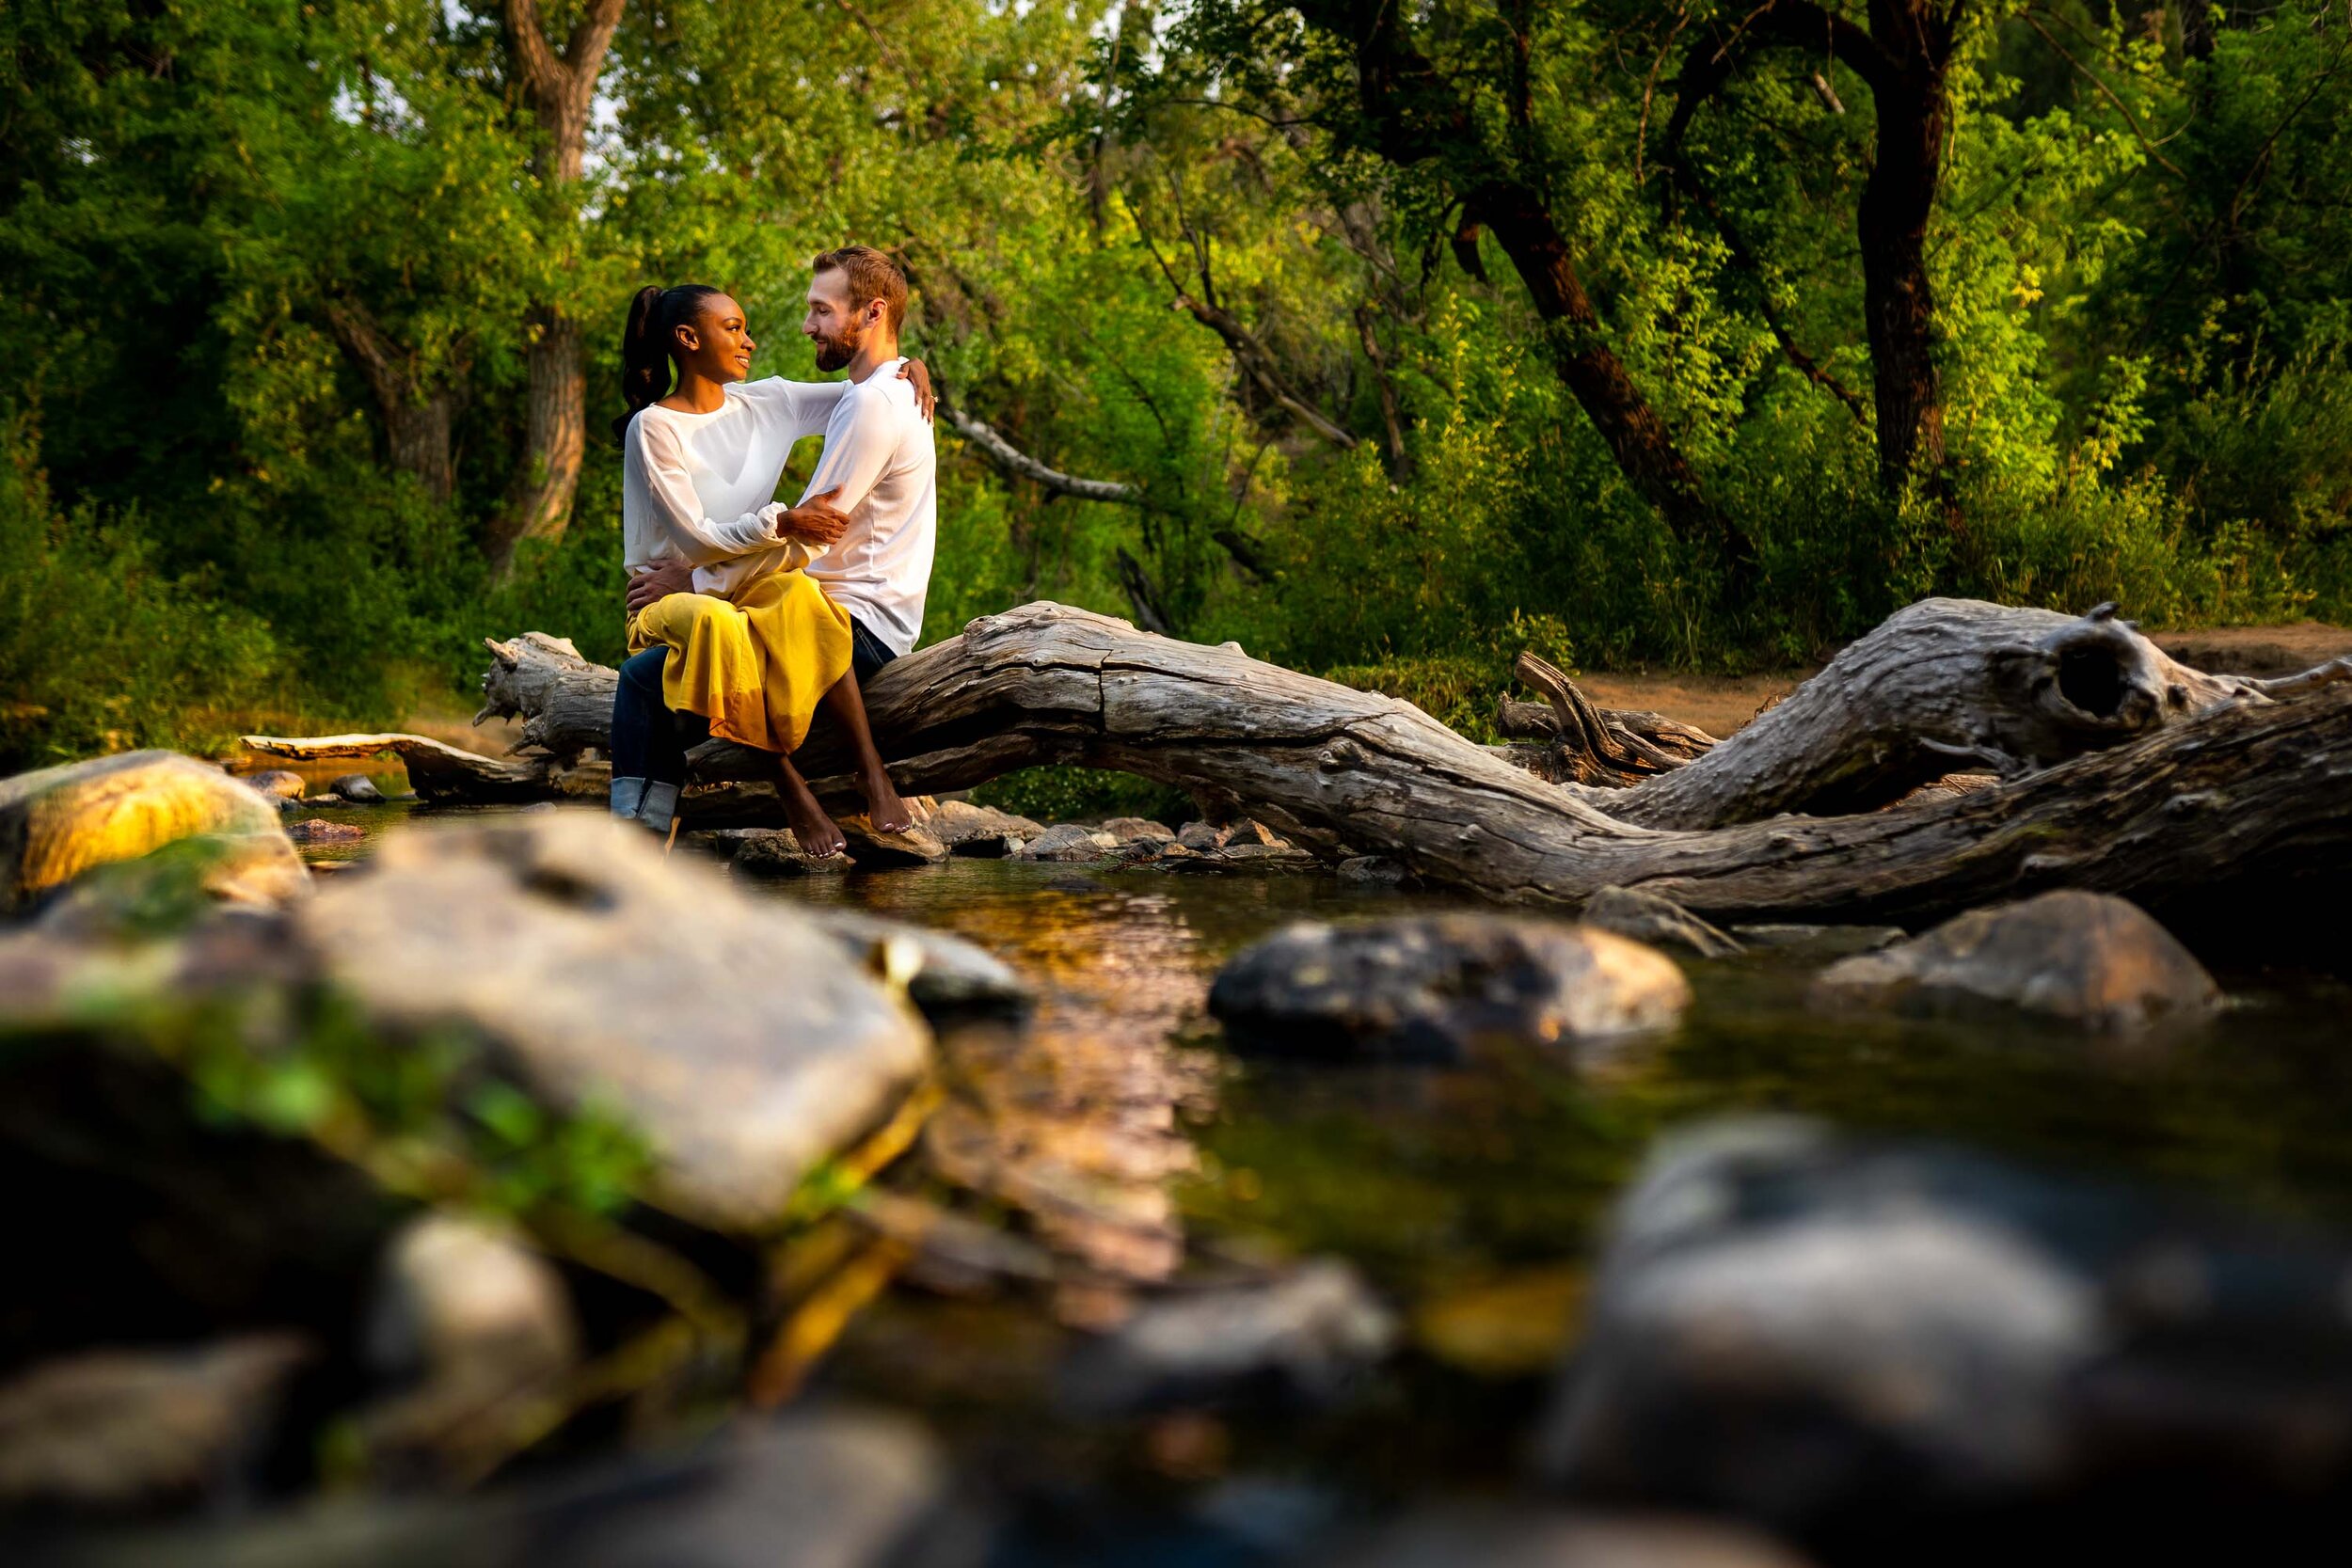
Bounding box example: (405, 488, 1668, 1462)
(4, 0, 2350, 769)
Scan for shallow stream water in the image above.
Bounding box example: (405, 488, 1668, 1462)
(288, 799, 2352, 1560)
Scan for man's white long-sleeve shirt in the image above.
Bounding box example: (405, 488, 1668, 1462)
(691, 360, 937, 656)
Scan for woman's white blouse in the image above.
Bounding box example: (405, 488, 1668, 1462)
(620, 377, 849, 575)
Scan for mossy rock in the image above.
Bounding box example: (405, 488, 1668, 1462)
(0, 752, 296, 916)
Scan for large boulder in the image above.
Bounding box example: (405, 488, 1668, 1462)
(293, 813, 930, 1231)
(1812, 890, 2220, 1032)
(1540, 1117, 2352, 1536)
(0, 752, 296, 915)
(1209, 915, 1691, 1062)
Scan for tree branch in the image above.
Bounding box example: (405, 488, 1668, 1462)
(938, 396, 1152, 507)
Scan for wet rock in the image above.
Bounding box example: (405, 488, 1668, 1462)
(0, 1334, 312, 1514)
(359, 1215, 579, 1467)
(730, 829, 850, 879)
(285, 817, 365, 847)
(1230, 818, 1289, 848)
(923, 799, 1043, 854)
(1539, 1117, 2352, 1532)
(1729, 923, 1904, 957)
(1328, 1506, 1815, 1568)
(838, 816, 949, 867)
(329, 773, 386, 803)
(245, 769, 306, 800)
(57, 1406, 958, 1566)
(1812, 890, 2220, 1032)
(33, 832, 309, 935)
(294, 814, 930, 1231)
(1210, 915, 1691, 1062)
(1175, 820, 1228, 852)
(1099, 816, 1175, 845)
(1583, 886, 1742, 959)
(1336, 856, 1411, 888)
(812, 909, 1033, 1017)
(1063, 1260, 1397, 1413)
(1, 751, 290, 915)
(1015, 823, 1120, 863)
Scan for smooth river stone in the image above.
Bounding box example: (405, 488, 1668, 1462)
(294, 813, 930, 1231)
(0, 751, 297, 914)
(922, 798, 1044, 852)
(1540, 1117, 2352, 1534)
(1811, 889, 2219, 1032)
(1209, 914, 1690, 1062)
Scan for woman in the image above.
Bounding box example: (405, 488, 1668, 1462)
(610, 282, 928, 855)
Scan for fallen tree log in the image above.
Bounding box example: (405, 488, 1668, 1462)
(454, 598, 2352, 928)
(239, 733, 551, 801)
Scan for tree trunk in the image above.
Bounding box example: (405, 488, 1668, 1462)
(321, 298, 457, 503)
(490, 308, 586, 568)
(1293, 0, 1751, 577)
(489, 0, 626, 571)
(1859, 2, 1956, 498)
(440, 599, 2352, 931)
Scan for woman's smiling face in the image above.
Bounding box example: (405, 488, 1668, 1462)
(675, 293, 754, 383)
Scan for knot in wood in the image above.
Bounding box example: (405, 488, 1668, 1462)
(1317, 739, 1364, 773)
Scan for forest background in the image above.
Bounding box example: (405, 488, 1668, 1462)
(6, 0, 2351, 809)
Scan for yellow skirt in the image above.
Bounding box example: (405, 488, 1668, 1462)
(627, 569, 853, 754)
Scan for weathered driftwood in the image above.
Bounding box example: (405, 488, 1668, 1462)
(239, 734, 549, 801)
(457, 598, 2352, 927)
(1594, 599, 2312, 831)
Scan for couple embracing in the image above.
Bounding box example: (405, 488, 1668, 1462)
(609, 245, 933, 857)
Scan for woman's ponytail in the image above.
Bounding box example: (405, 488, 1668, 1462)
(612, 282, 726, 445)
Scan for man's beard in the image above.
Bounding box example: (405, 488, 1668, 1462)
(810, 323, 858, 372)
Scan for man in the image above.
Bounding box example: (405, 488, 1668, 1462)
(616, 245, 938, 817)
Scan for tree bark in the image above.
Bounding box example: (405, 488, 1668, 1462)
(487, 0, 627, 571)
(321, 298, 457, 503)
(441, 599, 2352, 930)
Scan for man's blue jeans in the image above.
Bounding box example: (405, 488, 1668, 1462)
(610, 616, 898, 787)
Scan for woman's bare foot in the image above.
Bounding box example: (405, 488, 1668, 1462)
(861, 764, 914, 834)
(781, 775, 848, 858)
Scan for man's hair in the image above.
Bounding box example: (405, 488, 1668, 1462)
(811, 245, 908, 334)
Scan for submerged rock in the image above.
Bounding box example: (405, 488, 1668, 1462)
(1, 752, 291, 916)
(1063, 1260, 1397, 1413)
(329, 773, 386, 803)
(1728, 923, 1904, 957)
(1326, 1507, 1815, 1568)
(812, 909, 1033, 1017)
(294, 814, 930, 1231)
(1210, 915, 1691, 1062)
(1015, 823, 1120, 863)
(54, 1406, 957, 1566)
(1582, 887, 1742, 959)
(1811, 890, 2219, 1032)
(286, 818, 365, 847)
(1336, 856, 1411, 888)
(0, 1334, 312, 1514)
(1540, 1117, 2352, 1532)
(245, 769, 307, 801)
